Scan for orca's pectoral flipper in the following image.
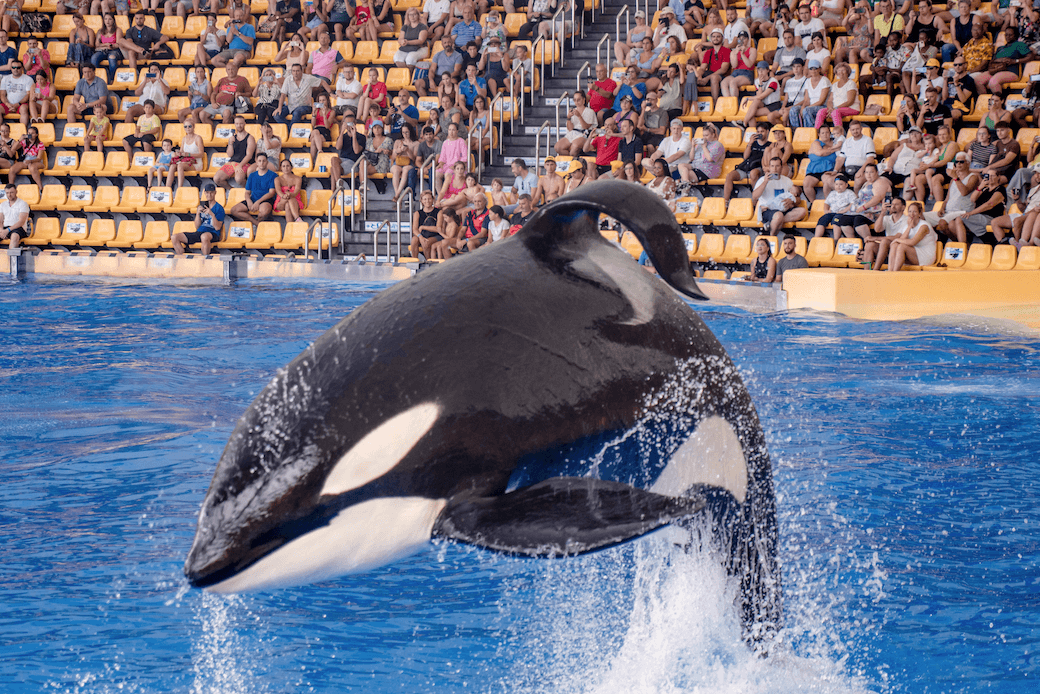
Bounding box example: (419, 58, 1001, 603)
(432, 477, 707, 557)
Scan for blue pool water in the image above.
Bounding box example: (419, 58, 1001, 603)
(1, 277, 1037, 694)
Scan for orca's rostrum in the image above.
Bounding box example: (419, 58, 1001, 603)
(184, 181, 782, 645)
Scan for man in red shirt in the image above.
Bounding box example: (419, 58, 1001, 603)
(200, 62, 251, 125)
(586, 63, 617, 124)
(695, 27, 731, 102)
(583, 118, 621, 179)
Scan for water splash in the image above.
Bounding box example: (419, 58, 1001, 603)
(190, 593, 266, 694)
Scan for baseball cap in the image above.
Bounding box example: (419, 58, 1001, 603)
(738, 30, 749, 38)
(757, 60, 770, 69)
(660, 6, 675, 14)
(926, 58, 941, 68)
(634, 9, 645, 17)
(807, 59, 822, 69)
(835, 174, 850, 183)
(203, 182, 216, 192)
(792, 57, 806, 66)
(543, 156, 555, 163)
(710, 26, 723, 35)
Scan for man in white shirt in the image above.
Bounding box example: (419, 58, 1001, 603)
(0, 183, 30, 248)
(752, 157, 807, 233)
(792, 4, 826, 49)
(0, 61, 33, 123)
(334, 64, 362, 119)
(653, 7, 687, 49)
(863, 196, 906, 267)
(422, 0, 451, 43)
(723, 6, 751, 50)
(834, 120, 876, 188)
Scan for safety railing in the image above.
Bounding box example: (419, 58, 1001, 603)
(575, 60, 591, 94)
(418, 153, 437, 197)
(372, 219, 389, 260)
(508, 60, 527, 123)
(548, 3, 568, 74)
(468, 123, 485, 179)
(395, 190, 413, 260)
(532, 35, 548, 95)
(615, 5, 629, 50)
(596, 33, 611, 72)
(554, 90, 570, 143)
(533, 120, 551, 175)
(304, 217, 333, 261)
(489, 91, 506, 157)
(330, 177, 352, 256)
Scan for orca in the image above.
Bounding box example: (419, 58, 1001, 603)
(184, 181, 781, 642)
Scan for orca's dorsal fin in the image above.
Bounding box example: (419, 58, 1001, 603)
(520, 180, 707, 301)
(432, 477, 706, 557)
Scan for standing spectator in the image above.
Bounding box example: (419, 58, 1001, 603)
(583, 118, 622, 180)
(8, 125, 44, 187)
(586, 63, 617, 124)
(119, 12, 174, 72)
(21, 36, 49, 79)
(417, 40, 462, 96)
(0, 59, 30, 124)
(201, 62, 251, 125)
(173, 183, 223, 255)
(214, 114, 256, 190)
(91, 14, 122, 83)
(692, 28, 730, 103)
(230, 152, 277, 223)
(395, 8, 429, 68)
(67, 64, 109, 124)
(331, 119, 366, 186)
(68, 13, 95, 69)
(122, 99, 161, 157)
(212, 7, 255, 69)
(125, 62, 170, 122)
(0, 183, 29, 248)
(276, 63, 321, 126)
(252, 67, 281, 125)
(308, 30, 344, 84)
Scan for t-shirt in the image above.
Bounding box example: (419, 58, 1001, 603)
(125, 24, 163, 50)
(757, 174, 795, 203)
(513, 170, 538, 195)
(245, 169, 277, 201)
(214, 75, 250, 106)
(281, 74, 321, 112)
(773, 45, 806, 72)
(388, 104, 420, 136)
(451, 19, 481, 47)
(198, 201, 225, 237)
(459, 77, 486, 108)
(783, 75, 810, 105)
(880, 214, 908, 237)
(873, 13, 904, 39)
(589, 78, 616, 112)
(486, 217, 510, 241)
(723, 20, 750, 44)
(338, 131, 366, 161)
(423, 0, 450, 23)
(335, 75, 361, 109)
(659, 133, 691, 165)
(591, 134, 621, 166)
(226, 21, 255, 52)
(776, 254, 809, 279)
(0, 45, 16, 71)
(701, 46, 731, 74)
(613, 82, 646, 111)
(825, 188, 857, 213)
(691, 140, 725, 178)
(0, 197, 29, 229)
(431, 48, 462, 78)
(804, 77, 831, 104)
(840, 135, 875, 167)
(993, 138, 1021, 174)
(920, 103, 952, 135)
(618, 135, 644, 162)
(137, 113, 161, 134)
(0, 73, 33, 104)
(792, 18, 825, 48)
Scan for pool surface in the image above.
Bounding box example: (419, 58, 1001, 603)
(1, 277, 1037, 693)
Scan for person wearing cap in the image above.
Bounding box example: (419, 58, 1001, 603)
(752, 156, 807, 234)
(614, 9, 651, 65)
(974, 26, 1035, 95)
(173, 183, 224, 255)
(721, 30, 757, 98)
(815, 62, 859, 134)
(796, 58, 831, 129)
(738, 62, 781, 129)
(923, 152, 979, 234)
(792, 4, 825, 50)
(772, 29, 807, 83)
(806, 32, 831, 76)
(918, 86, 953, 136)
(722, 6, 750, 50)
(860, 32, 913, 100)
(777, 58, 809, 128)
(725, 122, 771, 202)
(652, 7, 687, 49)
(692, 27, 731, 103)
(815, 173, 858, 239)
(532, 156, 564, 206)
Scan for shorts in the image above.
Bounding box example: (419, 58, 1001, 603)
(761, 208, 785, 226)
(690, 168, 712, 183)
(314, 126, 331, 140)
(306, 17, 323, 30)
(596, 163, 612, 175)
(816, 212, 844, 229)
(420, 230, 442, 239)
(203, 103, 232, 117)
(123, 133, 156, 147)
(931, 168, 952, 185)
(0, 102, 21, 115)
(884, 172, 907, 187)
(220, 161, 245, 176)
(181, 228, 218, 246)
(765, 100, 782, 112)
(736, 158, 762, 174)
(214, 49, 247, 63)
(837, 213, 873, 229)
(732, 69, 754, 81)
(205, 48, 220, 59)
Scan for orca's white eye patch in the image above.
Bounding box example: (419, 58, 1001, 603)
(650, 415, 748, 504)
(321, 402, 441, 496)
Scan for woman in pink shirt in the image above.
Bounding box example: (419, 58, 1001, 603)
(437, 122, 468, 189)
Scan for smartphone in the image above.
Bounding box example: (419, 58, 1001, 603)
(147, 72, 156, 79)
(885, 192, 892, 204)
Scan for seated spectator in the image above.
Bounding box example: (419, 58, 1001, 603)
(771, 29, 806, 82)
(0, 31, 17, 77)
(880, 127, 926, 190)
(743, 237, 777, 282)
(775, 235, 809, 280)
(924, 153, 977, 236)
(692, 27, 731, 103)
(125, 62, 170, 123)
(173, 183, 223, 255)
(975, 26, 1034, 95)
(518, 0, 553, 41)
(362, 121, 392, 194)
(422, 0, 450, 43)
(803, 125, 844, 204)
(330, 119, 366, 186)
(230, 152, 277, 223)
(436, 122, 467, 189)
(0, 122, 14, 167)
(984, 120, 1020, 185)
(416, 125, 440, 182)
(332, 64, 362, 119)
(861, 32, 911, 100)
(686, 122, 725, 192)
(357, 67, 388, 122)
(489, 177, 513, 208)
(824, 120, 875, 192)
(638, 89, 667, 148)
(861, 196, 906, 267)
(119, 12, 174, 72)
(27, 72, 57, 125)
(626, 36, 663, 83)
(722, 6, 750, 50)
(642, 117, 690, 182)
(416, 40, 462, 97)
(201, 62, 251, 125)
(614, 118, 643, 171)
(613, 66, 647, 113)
(554, 90, 596, 156)
(816, 62, 858, 134)
(179, 65, 210, 122)
(720, 31, 756, 98)
(467, 95, 491, 151)
(806, 32, 831, 74)
(370, 0, 396, 38)
(837, 163, 891, 240)
(249, 121, 282, 175)
(21, 37, 49, 80)
(1003, 170, 1040, 248)
(345, 0, 378, 42)
(212, 8, 255, 69)
(395, 8, 429, 68)
(479, 37, 510, 97)
(275, 35, 309, 77)
(122, 99, 161, 157)
(309, 91, 336, 161)
(775, 59, 809, 127)
(738, 62, 781, 129)
(815, 173, 858, 238)
(962, 22, 993, 79)
(251, 67, 281, 125)
(91, 14, 122, 83)
(83, 102, 110, 155)
(68, 13, 95, 69)
(324, 0, 353, 42)
(949, 171, 1005, 243)
(273, 158, 304, 222)
(147, 138, 175, 189)
(309, 30, 344, 84)
(532, 157, 564, 205)
(509, 193, 535, 230)
(390, 124, 418, 202)
(835, 2, 874, 65)
(653, 6, 685, 48)
(214, 114, 256, 190)
(261, 0, 302, 45)
(564, 158, 590, 191)
(792, 59, 830, 129)
(458, 64, 487, 117)
(583, 118, 622, 180)
(429, 208, 460, 258)
(171, 118, 204, 188)
(611, 94, 638, 130)
(277, 64, 321, 127)
(0, 60, 31, 123)
(386, 91, 419, 140)
(57, 0, 90, 13)
(410, 189, 441, 257)
(454, 193, 491, 253)
(586, 63, 617, 124)
(0, 183, 29, 248)
(882, 201, 938, 270)
(435, 160, 468, 210)
(764, 125, 794, 177)
(725, 122, 771, 202)
(195, 14, 224, 68)
(753, 156, 807, 234)
(646, 158, 677, 210)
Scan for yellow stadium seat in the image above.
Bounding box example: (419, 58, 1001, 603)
(160, 16, 185, 39)
(37, 184, 67, 211)
(688, 197, 726, 225)
(674, 197, 699, 225)
(207, 123, 236, 147)
(286, 123, 313, 148)
(702, 269, 729, 280)
(48, 15, 76, 38)
(1013, 245, 1040, 269)
(248, 41, 280, 65)
(171, 186, 200, 214)
(163, 67, 187, 91)
(821, 237, 863, 268)
(330, 189, 362, 215)
(105, 122, 136, 147)
(57, 185, 94, 212)
(218, 220, 254, 249)
(81, 219, 117, 247)
(245, 221, 283, 249)
(385, 67, 412, 91)
(691, 233, 725, 262)
(97, 151, 130, 177)
(15, 184, 39, 206)
(1016, 128, 1040, 153)
(353, 41, 380, 65)
(792, 127, 816, 154)
(307, 152, 337, 178)
(142, 187, 175, 214)
(183, 15, 207, 39)
(618, 230, 643, 259)
(504, 12, 526, 36)
(202, 153, 231, 178)
(174, 42, 199, 66)
(872, 128, 898, 154)
(375, 41, 400, 65)
(45, 41, 68, 65)
(301, 189, 333, 217)
(287, 152, 313, 176)
(45, 151, 79, 176)
(989, 244, 1016, 270)
(55, 217, 90, 244)
(21, 217, 60, 246)
(707, 97, 738, 122)
(112, 186, 148, 214)
(78, 151, 105, 175)
(676, 233, 696, 260)
(757, 37, 777, 55)
(133, 221, 172, 250)
(719, 198, 755, 227)
(709, 157, 741, 185)
(796, 199, 828, 228)
(939, 241, 967, 267)
(223, 188, 248, 212)
(106, 220, 145, 248)
(52, 66, 79, 92)
(952, 243, 992, 270)
(84, 185, 120, 213)
(55, 121, 88, 147)
(717, 233, 752, 263)
(110, 66, 140, 91)
(855, 94, 891, 123)
(805, 237, 835, 267)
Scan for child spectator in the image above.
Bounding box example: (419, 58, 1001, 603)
(147, 138, 174, 189)
(21, 37, 49, 79)
(84, 102, 110, 155)
(122, 99, 161, 157)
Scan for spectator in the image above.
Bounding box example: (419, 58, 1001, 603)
(455, 194, 491, 252)
(91, 14, 122, 83)
(984, 121, 1020, 185)
(837, 163, 892, 240)
(435, 160, 468, 210)
(122, 99, 161, 157)
(21, 36, 49, 80)
(275, 34, 309, 76)
(308, 29, 344, 83)
(794, 59, 830, 129)
(173, 182, 223, 255)
(422, 0, 450, 43)
(277, 63, 321, 126)
(416, 125, 440, 182)
(615, 118, 643, 170)
(738, 62, 781, 129)
(125, 62, 170, 123)
(214, 114, 256, 190)
(458, 63, 486, 116)
(395, 8, 429, 68)
(0, 31, 16, 77)
(230, 152, 277, 223)
(652, 7, 685, 48)
(479, 36, 510, 97)
(752, 156, 807, 234)
(583, 118, 622, 180)
(830, 120, 876, 189)
(83, 102, 109, 155)
(861, 196, 907, 267)
(962, 22, 993, 77)
(249, 121, 281, 175)
(362, 121, 392, 194)
(68, 13, 95, 69)
(390, 124, 418, 202)
(67, 64, 109, 124)
(642, 117, 690, 180)
(646, 159, 677, 210)
(417, 40, 462, 97)
(686, 122, 725, 193)
(273, 157, 304, 222)
(330, 119, 366, 186)
(436, 122, 467, 189)
(771, 29, 806, 82)
(332, 64, 362, 119)
(180, 64, 211, 122)
(171, 118, 204, 188)
(775, 235, 809, 279)
(517, 0, 552, 40)
(202, 61, 251, 125)
(119, 12, 174, 72)
(509, 193, 535, 231)
(308, 91, 336, 163)
(835, 2, 874, 65)
(792, 4, 825, 49)
(743, 237, 777, 282)
(0, 60, 30, 123)
(1004, 170, 1040, 248)
(638, 89, 667, 148)
(212, 7, 255, 69)
(554, 90, 595, 156)
(924, 153, 977, 235)
(27, 71, 57, 125)
(324, 0, 353, 42)
(764, 126, 794, 176)
(260, 1, 302, 46)
(883, 201, 938, 271)
(532, 156, 564, 205)
(146, 137, 175, 189)
(806, 32, 832, 74)
(467, 94, 491, 151)
(586, 63, 617, 124)
(0, 122, 14, 168)
(0, 183, 29, 248)
(880, 127, 926, 192)
(692, 27, 731, 103)
(814, 172, 858, 238)
(721, 31, 756, 98)
(613, 65, 646, 113)
(803, 125, 843, 203)
(489, 176, 513, 209)
(815, 62, 858, 133)
(451, 2, 482, 47)
(861, 32, 911, 100)
(918, 86, 952, 136)
(722, 6, 750, 50)
(356, 67, 388, 121)
(626, 36, 664, 84)
(725, 122, 771, 202)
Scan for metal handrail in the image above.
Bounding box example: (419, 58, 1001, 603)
(489, 91, 505, 157)
(348, 155, 366, 225)
(532, 36, 547, 95)
(533, 120, 550, 176)
(395, 189, 413, 260)
(304, 217, 331, 261)
(330, 177, 351, 256)
(554, 90, 570, 143)
(575, 60, 590, 94)
(372, 219, 389, 260)
(468, 123, 485, 179)
(418, 153, 437, 197)
(615, 5, 629, 49)
(548, 3, 568, 76)
(596, 33, 611, 72)
(508, 60, 526, 123)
